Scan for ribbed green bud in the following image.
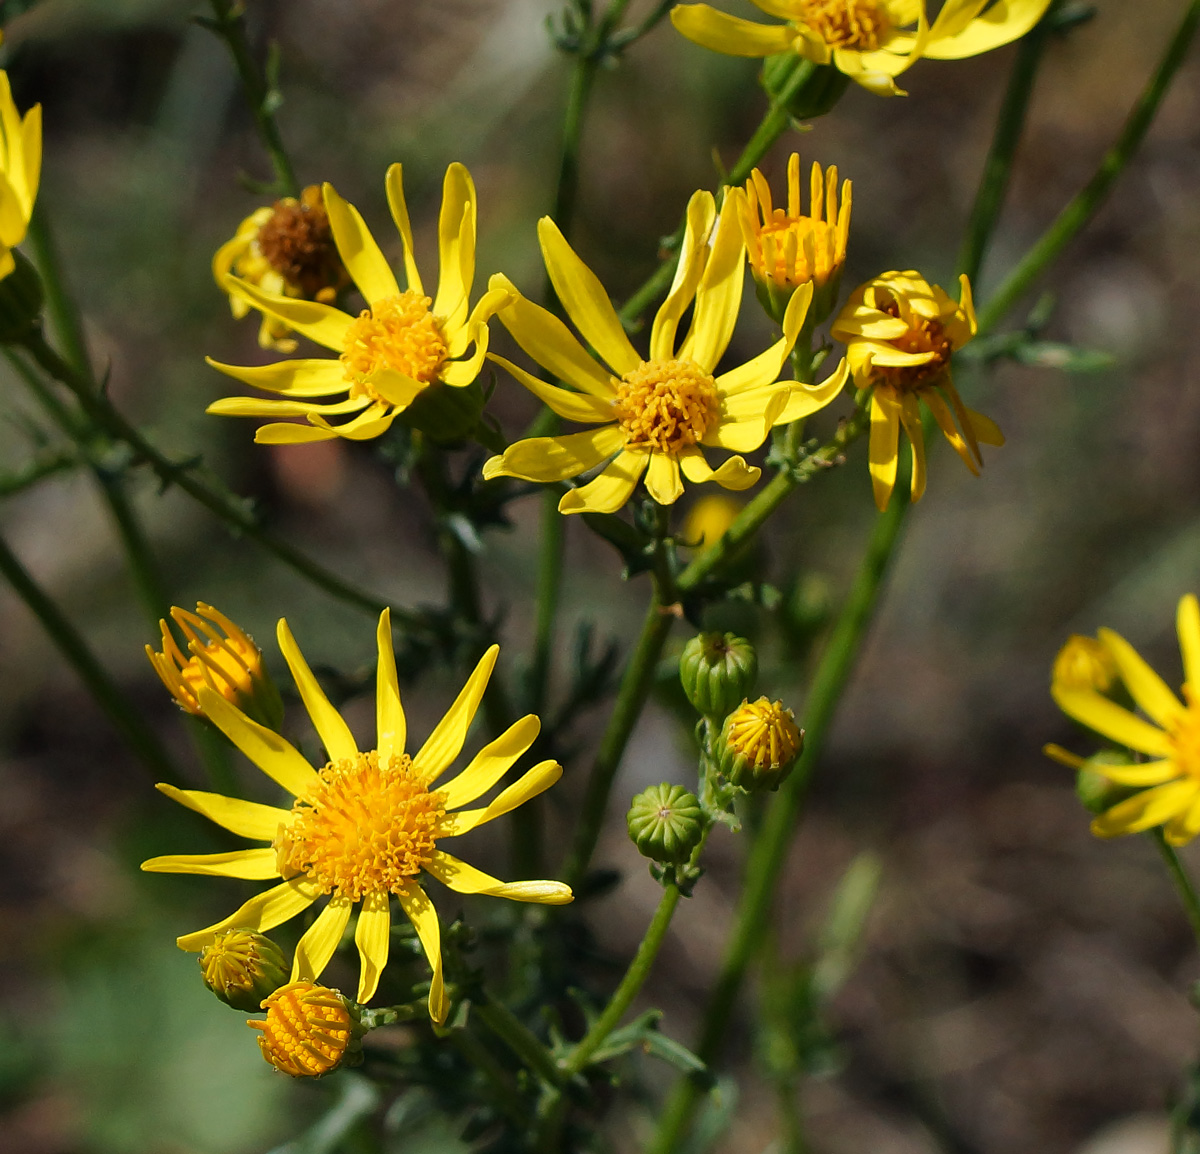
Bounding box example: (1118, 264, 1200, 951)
(199, 930, 290, 1011)
(627, 784, 704, 864)
(716, 697, 804, 793)
(0, 251, 44, 344)
(679, 632, 758, 720)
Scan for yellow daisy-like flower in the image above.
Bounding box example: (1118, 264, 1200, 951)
(831, 269, 1003, 511)
(142, 610, 572, 1022)
(1051, 595, 1200, 846)
(213, 185, 347, 353)
(0, 70, 41, 281)
(206, 163, 508, 445)
(482, 191, 849, 514)
(670, 0, 1051, 96)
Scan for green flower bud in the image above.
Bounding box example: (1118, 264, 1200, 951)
(679, 632, 758, 720)
(717, 697, 804, 793)
(199, 930, 290, 1012)
(1075, 750, 1140, 816)
(627, 784, 704, 864)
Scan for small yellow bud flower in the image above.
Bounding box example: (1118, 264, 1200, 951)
(146, 603, 283, 730)
(683, 494, 742, 548)
(736, 153, 850, 324)
(717, 696, 804, 792)
(1052, 634, 1119, 696)
(247, 980, 364, 1078)
(199, 930, 290, 1012)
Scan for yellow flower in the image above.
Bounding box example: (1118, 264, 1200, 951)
(482, 191, 848, 514)
(1051, 595, 1200, 846)
(207, 163, 508, 444)
(0, 70, 41, 281)
(737, 153, 850, 305)
(717, 696, 804, 791)
(670, 0, 1052, 96)
(142, 610, 572, 1022)
(1052, 634, 1119, 696)
(248, 980, 364, 1077)
(213, 186, 347, 353)
(683, 493, 743, 547)
(831, 269, 1003, 511)
(146, 602, 283, 730)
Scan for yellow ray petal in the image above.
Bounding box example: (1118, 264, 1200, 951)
(437, 760, 562, 838)
(204, 358, 349, 397)
(416, 645, 499, 783)
(487, 355, 613, 423)
(426, 852, 573, 904)
(483, 425, 623, 484)
(206, 396, 369, 419)
(385, 162, 424, 296)
(277, 619, 359, 763)
(650, 189, 718, 362)
(141, 848, 280, 879)
(868, 392, 901, 511)
(254, 422, 340, 445)
(355, 890, 391, 1004)
(709, 386, 788, 451)
(679, 194, 746, 373)
(433, 163, 477, 331)
(223, 279, 352, 352)
(1085, 759, 1179, 787)
(645, 452, 684, 505)
(771, 359, 850, 425)
(198, 687, 320, 798)
(924, 0, 1051, 59)
(1097, 627, 1184, 728)
(714, 282, 812, 397)
(679, 450, 760, 490)
(898, 394, 927, 503)
(1091, 779, 1199, 839)
(1165, 793, 1200, 846)
(923, 389, 979, 475)
(397, 883, 447, 1024)
(376, 609, 407, 764)
(154, 783, 290, 840)
(439, 714, 541, 809)
(538, 217, 640, 377)
(322, 182, 400, 307)
(670, 4, 798, 56)
(439, 324, 488, 388)
(1179, 594, 1200, 693)
(175, 876, 321, 951)
(558, 450, 648, 515)
(308, 404, 401, 442)
(967, 407, 1004, 446)
(1051, 686, 1173, 757)
(291, 895, 353, 984)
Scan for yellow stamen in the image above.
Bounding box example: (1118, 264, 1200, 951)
(798, 0, 890, 50)
(276, 752, 446, 901)
(247, 980, 357, 1077)
(613, 358, 718, 455)
(340, 291, 448, 402)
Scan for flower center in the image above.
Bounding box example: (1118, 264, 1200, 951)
(340, 292, 448, 403)
(798, 0, 889, 50)
(613, 359, 719, 455)
(257, 186, 343, 299)
(870, 298, 953, 394)
(1168, 689, 1200, 780)
(248, 981, 355, 1077)
(275, 752, 446, 901)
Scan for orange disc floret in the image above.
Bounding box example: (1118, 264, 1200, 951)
(247, 980, 362, 1077)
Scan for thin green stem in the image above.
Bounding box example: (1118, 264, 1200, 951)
(0, 449, 78, 496)
(27, 209, 93, 381)
(1153, 830, 1200, 948)
(0, 528, 177, 780)
(552, 56, 599, 241)
(475, 997, 564, 1087)
(977, 0, 1200, 333)
(205, 0, 299, 197)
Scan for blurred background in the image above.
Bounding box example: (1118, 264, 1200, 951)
(1, 0, 1199, 1151)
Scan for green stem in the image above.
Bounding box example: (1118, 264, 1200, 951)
(647, 490, 910, 1154)
(475, 997, 563, 1087)
(1153, 830, 1200, 948)
(552, 56, 599, 241)
(27, 208, 93, 381)
(446, 1029, 529, 1129)
(0, 449, 78, 496)
(206, 0, 299, 197)
(977, 0, 1200, 333)
(0, 528, 177, 780)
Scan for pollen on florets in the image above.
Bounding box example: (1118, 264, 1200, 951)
(614, 358, 719, 455)
(257, 186, 343, 300)
(248, 980, 362, 1077)
(340, 292, 448, 402)
(275, 752, 446, 901)
(798, 0, 890, 50)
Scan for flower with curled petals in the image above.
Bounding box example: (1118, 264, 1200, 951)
(142, 610, 572, 1023)
(831, 269, 1002, 511)
(670, 0, 1051, 97)
(1050, 595, 1200, 847)
(206, 163, 508, 444)
(482, 190, 848, 515)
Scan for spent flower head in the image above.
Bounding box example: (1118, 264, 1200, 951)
(143, 610, 572, 1022)
(207, 163, 508, 444)
(670, 0, 1052, 96)
(483, 191, 848, 514)
(247, 980, 365, 1077)
(831, 269, 1002, 510)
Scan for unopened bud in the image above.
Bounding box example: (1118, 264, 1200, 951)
(247, 980, 365, 1078)
(1052, 634, 1118, 696)
(627, 784, 704, 864)
(680, 632, 758, 721)
(717, 697, 804, 792)
(199, 930, 289, 1011)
